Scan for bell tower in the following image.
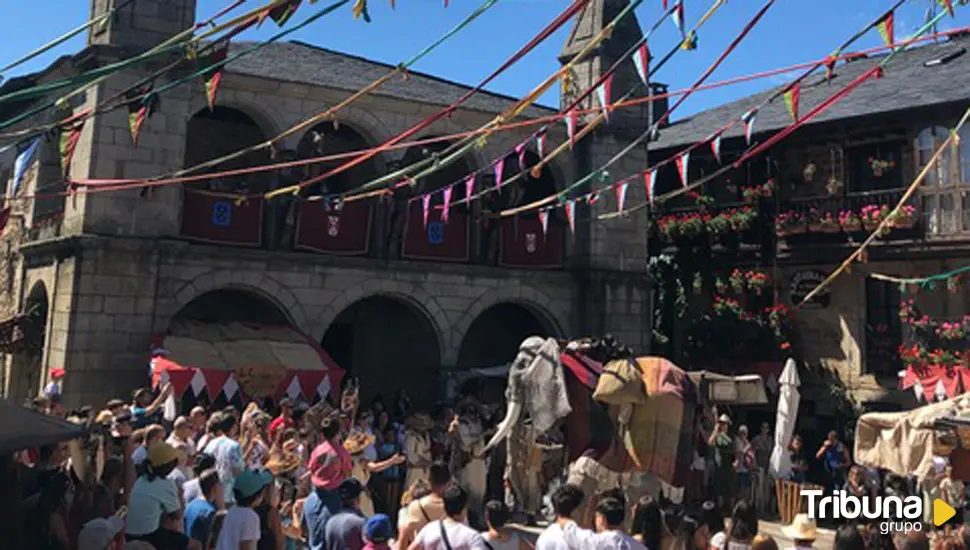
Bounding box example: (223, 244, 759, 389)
(88, 0, 196, 51)
(560, 0, 654, 353)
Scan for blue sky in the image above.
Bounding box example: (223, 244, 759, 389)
(2, 0, 969, 119)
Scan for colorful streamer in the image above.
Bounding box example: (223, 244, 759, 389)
(877, 11, 895, 46)
(783, 84, 800, 122)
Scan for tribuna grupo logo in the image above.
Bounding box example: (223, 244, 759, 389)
(801, 489, 956, 534)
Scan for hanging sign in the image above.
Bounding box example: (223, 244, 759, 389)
(789, 270, 831, 308)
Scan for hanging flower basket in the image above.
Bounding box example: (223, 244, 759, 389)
(838, 210, 862, 232)
(658, 216, 681, 242)
(679, 214, 705, 238)
(747, 270, 771, 296)
(715, 278, 728, 295)
(728, 268, 746, 294)
(888, 205, 918, 229)
(869, 157, 895, 178)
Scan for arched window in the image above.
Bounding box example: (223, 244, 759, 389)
(917, 126, 957, 234)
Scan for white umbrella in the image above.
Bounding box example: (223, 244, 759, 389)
(769, 358, 801, 478)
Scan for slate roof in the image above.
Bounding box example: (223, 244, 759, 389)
(651, 33, 970, 153)
(225, 41, 557, 118)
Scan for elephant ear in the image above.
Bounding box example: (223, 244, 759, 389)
(593, 359, 647, 405)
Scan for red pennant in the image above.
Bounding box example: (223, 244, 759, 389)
(644, 170, 655, 205)
(202, 369, 232, 397)
(298, 370, 327, 401)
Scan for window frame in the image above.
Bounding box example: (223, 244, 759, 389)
(917, 124, 970, 237)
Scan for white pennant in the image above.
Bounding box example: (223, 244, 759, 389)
(616, 182, 628, 214)
(538, 210, 549, 237)
(672, 1, 685, 36)
(422, 193, 432, 228)
(595, 75, 613, 121)
(913, 381, 924, 402)
(223, 375, 239, 400)
(536, 128, 547, 157)
(190, 369, 206, 396)
(442, 185, 453, 223)
(565, 110, 578, 148)
(710, 134, 722, 164)
(742, 110, 758, 146)
(632, 43, 650, 85)
(316, 376, 332, 399)
(565, 201, 575, 234)
(935, 380, 948, 401)
(286, 375, 303, 401)
(675, 151, 690, 187)
(644, 170, 656, 205)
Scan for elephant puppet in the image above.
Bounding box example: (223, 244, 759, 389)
(486, 335, 698, 527)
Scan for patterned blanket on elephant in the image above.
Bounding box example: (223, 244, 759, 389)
(623, 357, 697, 487)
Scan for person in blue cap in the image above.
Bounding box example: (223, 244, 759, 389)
(363, 514, 392, 550)
(215, 469, 273, 550)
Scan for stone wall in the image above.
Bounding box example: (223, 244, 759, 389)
(53, 236, 577, 406)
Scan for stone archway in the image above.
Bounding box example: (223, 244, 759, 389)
(9, 282, 48, 403)
(184, 106, 273, 193)
(321, 295, 442, 406)
(170, 288, 290, 327)
(456, 302, 556, 369)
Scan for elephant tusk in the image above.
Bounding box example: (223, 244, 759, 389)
(484, 400, 522, 451)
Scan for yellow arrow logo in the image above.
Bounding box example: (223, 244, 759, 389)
(935, 499, 957, 526)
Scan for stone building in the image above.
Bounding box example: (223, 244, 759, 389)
(646, 33, 970, 431)
(0, 0, 655, 406)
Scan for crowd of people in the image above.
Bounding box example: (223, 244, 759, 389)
(9, 375, 970, 550)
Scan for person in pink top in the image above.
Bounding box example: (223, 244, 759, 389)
(303, 414, 352, 550)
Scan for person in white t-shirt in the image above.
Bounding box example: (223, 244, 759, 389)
(215, 469, 272, 550)
(536, 484, 585, 550)
(408, 484, 487, 550)
(562, 496, 647, 550)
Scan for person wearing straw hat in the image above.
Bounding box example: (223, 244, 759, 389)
(404, 413, 434, 489)
(125, 441, 182, 544)
(781, 514, 817, 550)
(345, 429, 406, 517)
(710, 414, 735, 511)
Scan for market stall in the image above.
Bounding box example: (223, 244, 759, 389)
(151, 321, 345, 404)
(0, 399, 84, 454)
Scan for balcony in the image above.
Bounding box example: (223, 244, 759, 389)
(180, 189, 264, 247)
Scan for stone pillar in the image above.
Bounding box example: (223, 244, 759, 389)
(560, 0, 653, 351)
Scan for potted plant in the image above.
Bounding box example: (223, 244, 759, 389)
(775, 212, 794, 237)
(746, 270, 771, 296)
(742, 180, 775, 204)
(657, 216, 680, 241)
(788, 212, 807, 235)
(937, 321, 967, 341)
(715, 277, 728, 294)
(819, 211, 841, 233)
(869, 157, 896, 178)
(729, 268, 746, 293)
(730, 207, 758, 231)
(679, 213, 705, 238)
(860, 204, 889, 231)
(887, 204, 918, 229)
(838, 210, 862, 232)
(899, 299, 917, 322)
(706, 213, 732, 236)
(692, 273, 703, 295)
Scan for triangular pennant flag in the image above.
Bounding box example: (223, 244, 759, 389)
(595, 74, 613, 121)
(942, 0, 955, 17)
(494, 158, 505, 190)
(538, 209, 549, 237)
(352, 0, 372, 22)
(265, 0, 302, 27)
(663, 0, 668, 9)
(877, 11, 894, 47)
(675, 151, 690, 188)
(465, 174, 475, 205)
(913, 380, 924, 402)
(565, 109, 578, 149)
(223, 375, 239, 400)
(537, 128, 547, 157)
(199, 44, 229, 111)
(128, 92, 159, 147)
(672, 1, 685, 37)
(12, 138, 40, 194)
(588, 191, 600, 205)
(286, 375, 303, 400)
(644, 169, 656, 205)
(202, 369, 232, 397)
(515, 142, 527, 171)
(632, 43, 650, 85)
(189, 369, 206, 397)
(316, 376, 332, 400)
(421, 193, 432, 228)
(742, 109, 758, 145)
(783, 84, 801, 122)
(59, 119, 85, 177)
(442, 185, 453, 224)
(445, 0, 449, 6)
(616, 181, 628, 214)
(565, 200, 575, 234)
(709, 133, 722, 164)
(824, 54, 837, 82)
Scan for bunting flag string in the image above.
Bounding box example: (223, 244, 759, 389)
(633, 43, 651, 85)
(441, 185, 453, 223)
(465, 175, 475, 203)
(644, 169, 656, 206)
(538, 209, 549, 237)
(877, 11, 895, 46)
(421, 193, 432, 228)
(12, 138, 41, 195)
(595, 75, 613, 120)
(742, 109, 758, 145)
(824, 53, 838, 82)
(261, 0, 302, 26)
(675, 151, 690, 187)
(494, 158, 505, 190)
(783, 83, 800, 122)
(616, 181, 629, 214)
(200, 43, 230, 111)
(565, 109, 579, 148)
(710, 133, 722, 164)
(590, 0, 945, 226)
(943, 0, 955, 17)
